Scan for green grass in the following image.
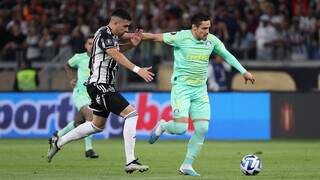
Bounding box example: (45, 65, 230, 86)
(0, 139, 320, 180)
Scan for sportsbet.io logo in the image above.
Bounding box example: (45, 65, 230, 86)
(0, 93, 195, 138)
(0, 94, 76, 135)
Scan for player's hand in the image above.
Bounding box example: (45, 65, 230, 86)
(130, 29, 143, 46)
(121, 33, 133, 40)
(70, 78, 77, 88)
(137, 66, 154, 82)
(243, 71, 255, 84)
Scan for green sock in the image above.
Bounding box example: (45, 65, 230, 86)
(57, 121, 75, 137)
(183, 121, 209, 165)
(84, 135, 93, 151)
(161, 121, 188, 135)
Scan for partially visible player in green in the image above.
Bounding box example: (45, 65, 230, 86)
(141, 13, 255, 176)
(52, 35, 98, 158)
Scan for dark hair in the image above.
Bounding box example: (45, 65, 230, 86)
(111, 9, 132, 21)
(191, 13, 210, 26)
(87, 34, 94, 39)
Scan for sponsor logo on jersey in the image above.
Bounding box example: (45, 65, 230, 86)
(206, 41, 212, 48)
(173, 108, 180, 116)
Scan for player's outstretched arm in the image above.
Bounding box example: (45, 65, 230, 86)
(106, 48, 154, 82)
(120, 29, 143, 52)
(123, 32, 163, 42)
(141, 33, 164, 42)
(214, 44, 255, 84)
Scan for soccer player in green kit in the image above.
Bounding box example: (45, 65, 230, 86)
(51, 35, 99, 158)
(142, 13, 255, 176)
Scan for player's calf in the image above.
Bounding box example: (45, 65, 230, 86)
(161, 120, 188, 135)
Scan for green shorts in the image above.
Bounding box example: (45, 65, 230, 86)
(72, 87, 91, 111)
(171, 84, 210, 120)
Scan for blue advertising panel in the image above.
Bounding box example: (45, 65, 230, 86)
(0, 92, 270, 140)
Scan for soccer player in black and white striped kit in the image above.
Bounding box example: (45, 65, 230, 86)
(47, 9, 154, 173)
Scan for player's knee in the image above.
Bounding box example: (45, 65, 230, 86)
(92, 116, 106, 130)
(175, 123, 188, 135)
(124, 110, 138, 119)
(194, 121, 209, 135)
(121, 105, 136, 118)
(91, 122, 104, 132)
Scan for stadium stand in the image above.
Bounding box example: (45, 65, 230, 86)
(157, 63, 172, 91)
(1, 0, 320, 91)
(231, 71, 296, 91)
(50, 69, 72, 91)
(0, 70, 16, 91)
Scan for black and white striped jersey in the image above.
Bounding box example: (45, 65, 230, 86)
(88, 26, 120, 86)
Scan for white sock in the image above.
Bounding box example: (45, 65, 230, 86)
(155, 119, 166, 136)
(57, 121, 102, 148)
(123, 111, 138, 164)
(180, 163, 194, 170)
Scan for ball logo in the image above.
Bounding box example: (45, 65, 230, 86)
(206, 41, 212, 48)
(173, 109, 180, 116)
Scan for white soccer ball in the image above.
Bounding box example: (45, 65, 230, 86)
(240, 154, 262, 175)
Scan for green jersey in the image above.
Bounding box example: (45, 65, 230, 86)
(163, 30, 246, 86)
(67, 52, 90, 91)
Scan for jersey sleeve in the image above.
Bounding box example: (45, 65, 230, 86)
(213, 37, 247, 74)
(68, 54, 79, 68)
(98, 32, 117, 51)
(163, 31, 184, 47)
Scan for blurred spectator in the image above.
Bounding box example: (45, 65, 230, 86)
(38, 27, 55, 61)
(278, 0, 291, 18)
(75, 16, 90, 38)
(2, 22, 26, 62)
(245, 9, 259, 35)
(25, 25, 40, 62)
(215, 4, 239, 47)
(232, 21, 256, 59)
(14, 61, 39, 91)
(0, 11, 10, 53)
(70, 27, 86, 53)
(0, 0, 16, 10)
(291, 0, 309, 17)
(89, 18, 101, 34)
(208, 55, 232, 91)
(22, 0, 44, 23)
(271, 18, 288, 60)
(0, 0, 320, 65)
(255, 14, 276, 60)
(7, 4, 28, 35)
(288, 17, 308, 60)
(54, 24, 73, 61)
(214, 21, 229, 44)
(310, 17, 320, 59)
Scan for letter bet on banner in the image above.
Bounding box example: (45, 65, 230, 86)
(0, 92, 270, 140)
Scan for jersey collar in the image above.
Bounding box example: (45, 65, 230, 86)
(106, 25, 118, 39)
(189, 30, 206, 44)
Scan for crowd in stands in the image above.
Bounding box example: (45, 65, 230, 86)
(0, 0, 320, 66)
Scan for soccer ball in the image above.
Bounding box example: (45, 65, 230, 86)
(240, 154, 262, 175)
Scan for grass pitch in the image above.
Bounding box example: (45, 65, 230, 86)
(0, 139, 319, 180)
